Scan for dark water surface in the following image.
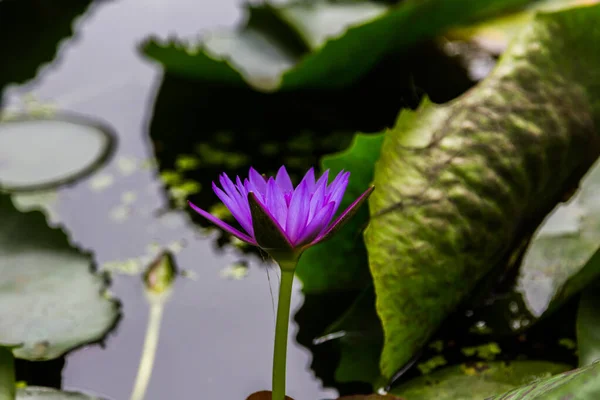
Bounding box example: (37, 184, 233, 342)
(3, 0, 337, 398)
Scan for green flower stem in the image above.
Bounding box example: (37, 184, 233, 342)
(272, 267, 295, 400)
(0, 346, 15, 400)
(130, 301, 165, 400)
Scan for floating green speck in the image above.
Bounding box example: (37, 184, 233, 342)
(558, 338, 576, 350)
(101, 258, 143, 275)
(117, 156, 138, 176)
(141, 158, 158, 169)
(428, 340, 444, 352)
(461, 342, 502, 360)
(470, 320, 493, 334)
(176, 181, 201, 194)
(220, 263, 249, 280)
(89, 173, 114, 191)
(175, 155, 200, 171)
(209, 203, 232, 220)
(121, 191, 137, 205)
(417, 355, 447, 375)
(231, 237, 250, 249)
(460, 361, 490, 376)
(195, 143, 249, 168)
(169, 180, 201, 208)
(109, 205, 130, 222)
(166, 240, 186, 254)
(160, 170, 182, 186)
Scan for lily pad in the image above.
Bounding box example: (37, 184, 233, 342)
(391, 361, 570, 400)
(0, 115, 116, 192)
(16, 387, 105, 400)
(0, 193, 120, 360)
(143, 0, 535, 92)
(0, 0, 94, 95)
(516, 157, 600, 317)
(365, 4, 600, 380)
(296, 133, 384, 293)
(448, 0, 597, 54)
(487, 361, 600, 399)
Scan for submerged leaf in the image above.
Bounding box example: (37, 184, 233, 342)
(0, 193, 120, 360)
(297, 133, 384, 293)
(392, 361, 570, 400)
(143, 0, 535, 91)
(16, 387, 105, 400)
(487, 361, 600, 399)
(0, 115, 116, 192)
(365, 4, 600, 380)
(314, 286, 384, 386)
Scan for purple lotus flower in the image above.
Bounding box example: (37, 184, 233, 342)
(188, 166, 373, 265)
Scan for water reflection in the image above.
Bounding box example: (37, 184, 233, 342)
(144, 13, 477, 400)
(2, 0, 337, 398)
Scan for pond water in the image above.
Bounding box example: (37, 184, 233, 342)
(2, 0, 337, 398)
(3, 1, 589, 398)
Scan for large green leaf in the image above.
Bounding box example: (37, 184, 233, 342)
(487, 361, 600, 399)
(142, 0, 536, 92)
(296, 133, 384, 293)
(0, 115, 116, 192)
(577, 280, 600, 367)
(0, 193, 120, 360)
(391, 361, 570, 400)
(16, 388, 104, 400)
(365, 4, 600, 380)
(0, 0, 94, 97)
